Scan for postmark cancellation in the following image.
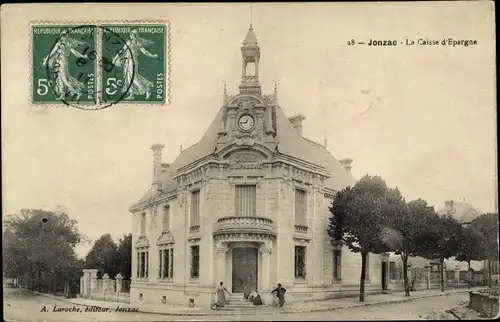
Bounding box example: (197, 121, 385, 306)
(30, 21, 170, 109)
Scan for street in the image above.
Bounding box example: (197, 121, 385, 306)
(3, 288, 477, 321)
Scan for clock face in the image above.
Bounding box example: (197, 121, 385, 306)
(237, 114, 255, 131)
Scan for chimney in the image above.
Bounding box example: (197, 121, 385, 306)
(444, 200, 454, 214)
(161, 163, 170, 172)
(288, 114, 306, 137)
(151, 144, 165, 191)
(339, 158, 353, 172)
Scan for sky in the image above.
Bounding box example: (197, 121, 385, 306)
(1, 2, 496, 258)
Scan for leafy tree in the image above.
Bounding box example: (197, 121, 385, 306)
(387, 199, 438, 296)
(469, 213, 499, 287)
(84, 233, 119, 278)
(3, 209, 84, 294)
(455, 225, 483, 288)
(328, 175, 395, 302)
(116, 233, 132, 279)
(418, 214, 463, 292)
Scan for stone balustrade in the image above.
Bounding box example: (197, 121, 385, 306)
(294, 224, 308, 234)
(213, 216, 276, 236)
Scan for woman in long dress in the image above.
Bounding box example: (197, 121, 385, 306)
(216, 281, 230, 307)
(112, 29, 158, 100)
(42, 32, 88, 101)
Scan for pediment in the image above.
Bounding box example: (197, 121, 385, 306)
(135, 236, 150, 248)
(156, 230, 175, 245)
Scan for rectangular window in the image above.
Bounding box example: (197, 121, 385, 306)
(170, 249, 174, 278)
(137, 250, 149, 278)
(159, 248, 174, 279)
(158, 250, 162, 278)
(294, 246, 306, 279)
(235, 185, 257, 217)
(333, 250, 342, 280)
(190, 245, 200, 278)
(140, 213, 146, 236)
(389, 262, 397, 280)
(162, 205, 170, 231)
(294, 189, 307, 226)
(190, 190, 200, 228)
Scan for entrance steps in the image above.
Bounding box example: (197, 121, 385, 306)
(221, 293, 259, 310)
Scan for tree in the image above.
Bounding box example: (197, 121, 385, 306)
(84, 234, 119, 278)
(387, 199, 438, 296)
(418, 214, 463, 292)
(116, 233, 132, 279)
(3, 209, 84, 294)
(455, 225, 483, 288)
(328, 175, 395, 302)
(469, 213, 499, 288)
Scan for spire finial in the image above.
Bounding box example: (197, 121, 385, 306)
(223, 80, 229, 104)
(324, 137, 328, 148)
(250, 3, 253, 28)
(180, 144, 183, 154)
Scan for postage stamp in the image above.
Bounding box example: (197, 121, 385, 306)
(31, 24, 97, 105)
(100, 24, 167, 104)
(30, 22, 169, 108)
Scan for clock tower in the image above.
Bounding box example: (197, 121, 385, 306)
(239, 25, 261, 96)
(215, 25, 278, 154)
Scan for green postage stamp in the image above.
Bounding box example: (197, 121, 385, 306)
(31, 22, 169, 108)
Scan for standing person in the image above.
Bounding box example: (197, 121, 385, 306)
(216, 281, 231, 308)
(271, 283, 287, 307)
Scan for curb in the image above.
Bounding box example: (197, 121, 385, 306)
(35, 289, 472, 316)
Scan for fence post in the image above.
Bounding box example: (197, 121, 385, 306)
(102, 274, 110, 300)
(455, 265, 460, 288)
(89, 269, 98, 299)
(115, 273, 123, 303)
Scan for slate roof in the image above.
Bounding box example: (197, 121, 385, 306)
(243, 26, 258, 46)
(436, 201, 481, 224)
(142, 104, 354, 196)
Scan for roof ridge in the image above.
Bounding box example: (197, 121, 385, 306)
(302, 137, 326, 149)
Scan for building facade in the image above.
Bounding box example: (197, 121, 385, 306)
(129, 26, 385, 307)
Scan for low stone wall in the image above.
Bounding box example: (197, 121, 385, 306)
(469, 290, 499, 318)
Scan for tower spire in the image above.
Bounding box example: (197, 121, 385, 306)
(222, 81, 229, 105)
(239, 23, 261, 95)
(250, 3, 253, 28)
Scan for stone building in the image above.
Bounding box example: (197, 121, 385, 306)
(129, 26, 386, 307)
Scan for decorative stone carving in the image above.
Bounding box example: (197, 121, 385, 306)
(216, 244, 229, 254)
(228, 178, 235, 189)
(156, 231, 175, 245)
(235, 138, 255, 146)
(135, 236, 150, 248)
(214, 232, 276, 243)
(259, 245, 272, 255)
(257, 177, 263, 188)
(229, 161, 263, 170)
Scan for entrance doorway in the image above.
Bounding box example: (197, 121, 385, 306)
(232, 247, 258, 293)
(381, 262, 388, 290)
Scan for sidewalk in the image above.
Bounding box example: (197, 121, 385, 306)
(37, 287, 481, 316)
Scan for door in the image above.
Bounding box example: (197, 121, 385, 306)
(232, 247, 258, 293)
(381, 262, 387, 290)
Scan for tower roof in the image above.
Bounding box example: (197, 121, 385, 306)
(243, 25, 258, 46)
